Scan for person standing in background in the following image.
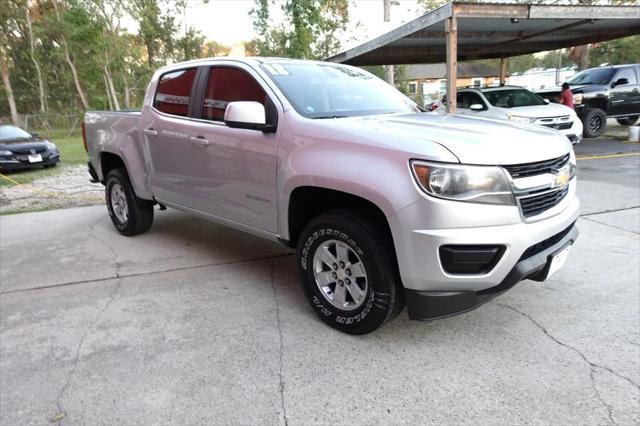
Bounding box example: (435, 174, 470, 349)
(557, 82, 574, 109)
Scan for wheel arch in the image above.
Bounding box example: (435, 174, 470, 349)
(283, 185, 395, 251)
(99, 149, 153, 200)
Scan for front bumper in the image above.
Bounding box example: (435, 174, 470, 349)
(404, 222, 578, 320)
(388, 179, 580, 320)
(0, 155, 59, 171)
(558, 119, 583, 144)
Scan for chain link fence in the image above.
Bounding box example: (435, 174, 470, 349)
(0, 113, 83, 138)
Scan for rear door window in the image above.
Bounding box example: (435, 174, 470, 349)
(457, 92, 485, 109)
(153, 68, 197, 117)
(202, 67, 267, 121)
(615, 68, 637, 85)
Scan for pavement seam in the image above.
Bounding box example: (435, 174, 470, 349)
(580, 216, 640, 235)
(52, 277, 123, 425)
(581, 206, 640, 217)
(0, 253, 295, 296)
(498, 303, 640, 425)
(270, 260, 289, 426)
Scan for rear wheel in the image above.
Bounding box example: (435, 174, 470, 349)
(616, 116, 639, 126)
(297, 210, 404, 334)
(105, 168, 153, 236)
(582, 108, 607, 138)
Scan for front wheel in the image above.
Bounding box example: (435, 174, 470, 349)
(616, 116, 639, 126)
(105, 168, 154, 236)
(297, 210, 405, 334)
(582, 108, 607, 138)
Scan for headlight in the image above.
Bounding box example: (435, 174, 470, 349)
(44, 142, 59, 155)
(411, 161, 515, 205)
(573, 93, 583, 105)
(508, 114, 536, 123)
(0, 150, 13, 156)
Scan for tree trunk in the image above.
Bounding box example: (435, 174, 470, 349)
(25, 4, 47, 114)
(53, 0, 89, 110)
(1, 57, 20, 126)
(122, 71, 131, 109)
(103, 73, 114, 110)
(104, 59, 120, 110)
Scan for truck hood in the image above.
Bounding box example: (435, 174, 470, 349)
(493, 102, 577, 118)
(537, 84, 596, 96)
(329, 112, 571, 165)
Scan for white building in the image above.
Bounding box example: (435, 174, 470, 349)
(507, 67, 578, 91)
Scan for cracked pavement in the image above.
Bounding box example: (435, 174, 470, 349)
(1, 151, 639, 425)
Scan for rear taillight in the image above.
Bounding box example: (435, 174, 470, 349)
(429, 103, 439, 112)
(81, 121, 88, 152)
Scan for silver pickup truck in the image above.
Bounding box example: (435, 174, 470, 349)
(84, 57, 579, 334)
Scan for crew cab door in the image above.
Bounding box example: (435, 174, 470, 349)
(609, 67, 639, 116)
(185, 63, 279, 233)
(139, 67, 199, 207)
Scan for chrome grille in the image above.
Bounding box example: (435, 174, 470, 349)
(503, 154, 570, 178)
(10, 147, 48, 155)
(518, 186, 569, 218)
(541, 122, 573, 130)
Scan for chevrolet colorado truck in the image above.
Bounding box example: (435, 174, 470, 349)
(538, 64, 640, 138)
(84, 58, 579, 334)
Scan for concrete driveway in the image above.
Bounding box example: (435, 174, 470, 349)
(1, 150, 639, 425)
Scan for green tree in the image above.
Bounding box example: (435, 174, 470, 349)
(590, 35, 640, 67)
(249, 0, 349, 59)
(203, 40, 232, 57)
(127, 0, 177, 68)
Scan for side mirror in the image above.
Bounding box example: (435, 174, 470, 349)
(224, 101, 274, 132)
(544, 99, 550, 104)
(611, 78, 629, 88)
(470, 104, 485, 111)
(30, 132, 39, 137)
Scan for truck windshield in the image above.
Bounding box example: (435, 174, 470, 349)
(483, 89, 547, 108)
(568, 68, 615, 85)
(261, 62, 420, 118)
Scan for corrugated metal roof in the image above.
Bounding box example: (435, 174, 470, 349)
(403, 62, 500, 80)
(328, 1, 640, 66)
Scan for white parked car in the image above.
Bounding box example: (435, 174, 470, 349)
(436, 86, 583, 144)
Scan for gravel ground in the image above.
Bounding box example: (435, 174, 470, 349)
(0, 165, 103, 214)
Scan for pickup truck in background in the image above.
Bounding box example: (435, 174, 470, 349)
(537, 64, 640, 138)
(84, 58, 579, 334)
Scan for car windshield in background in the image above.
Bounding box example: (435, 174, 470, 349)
(0, 125, 32, 142)
(568, 68, 615, 85)
(261, 62, 420, 118)
(483, 89, 547, 108)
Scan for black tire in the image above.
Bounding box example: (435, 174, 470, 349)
(297, 210, 405, 334)
(616, 116, 639, 126)
(105, 168, 154, 236)
(582, 108, 607, 138)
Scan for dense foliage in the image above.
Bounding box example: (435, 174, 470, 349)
(0, 0, 226, 123)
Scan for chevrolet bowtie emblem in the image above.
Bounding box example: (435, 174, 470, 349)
(552, 166, 571, 188)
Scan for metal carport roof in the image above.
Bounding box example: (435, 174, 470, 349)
(327, 1, 640, 112)
(328, 2, 640, 65)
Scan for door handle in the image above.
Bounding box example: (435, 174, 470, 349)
(144, 128, 158, 137)
(190, 136, 210, 146)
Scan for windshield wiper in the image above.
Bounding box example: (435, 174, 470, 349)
(313, 115, 348, 119)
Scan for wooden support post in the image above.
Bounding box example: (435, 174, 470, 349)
(445, 16, 457, 113)
(500, 56, 507, 85)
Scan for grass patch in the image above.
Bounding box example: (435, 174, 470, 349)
(0, 135, 87, 187)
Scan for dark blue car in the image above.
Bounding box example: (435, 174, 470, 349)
(0, 125, 60, 171)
